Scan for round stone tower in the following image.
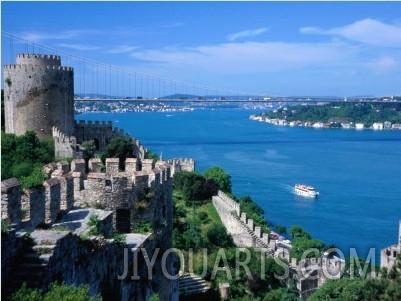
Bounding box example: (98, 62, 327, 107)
(3, 54, 74, 139)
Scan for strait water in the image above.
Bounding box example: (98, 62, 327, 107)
(78, 109, 401, 260)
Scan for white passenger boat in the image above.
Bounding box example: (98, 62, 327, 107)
(294, 184, 319, 198)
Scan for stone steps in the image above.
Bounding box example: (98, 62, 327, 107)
(179, 273, 210, 296)
(23, 252, 52, 263)
(2, 233, 55, 298)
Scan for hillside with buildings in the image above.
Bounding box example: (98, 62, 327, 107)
(251, 102, 401, 130)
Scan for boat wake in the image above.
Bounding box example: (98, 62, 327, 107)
(277, 183, 295, 193)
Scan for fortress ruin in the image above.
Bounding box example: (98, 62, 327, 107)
(1, 54, 194, 300)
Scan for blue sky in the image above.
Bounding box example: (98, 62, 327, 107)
(2, 1, 401, 97)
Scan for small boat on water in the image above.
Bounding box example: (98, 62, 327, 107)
(294, 184, 319, 198)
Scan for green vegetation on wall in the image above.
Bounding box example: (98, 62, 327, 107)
(173, 171, 218, 202)
(100, 137, 134, 171)
(1, 131, 54, 188)
(11, 282, 101, 301)
(171, 168, 300, 300)
(204, 166, 232, 193)
(288, 225, 326, 260)
(235, 195, 269, 233)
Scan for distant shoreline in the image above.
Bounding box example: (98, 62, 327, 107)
(250, 114, 401, 130)
(250, 102, 401, 130)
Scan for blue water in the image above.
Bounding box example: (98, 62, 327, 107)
(77, 109, 401, 260)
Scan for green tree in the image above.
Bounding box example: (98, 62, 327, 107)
(1, 131, 54, 183)
(145, 150, 159, 160)
(204, 166, 232, 193)
(206, 223, 234, 248)
(100, 137, 134, 170)
(274, 225, 287, 235)
(289, 225, 311, 240)
(81, 139, 96, 159)
(1, 133, 17, 179)
(173, 171, 216, 201)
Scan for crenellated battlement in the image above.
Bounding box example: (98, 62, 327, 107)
(168, 158, 196, 175)
(73, 120, 146, 159)
(3, 65, 73, 72)
(72, 157, 171, 188)
(212, 190, 271, 251)
(77, 120, 113, 127)
(52, 127, 76, 144)
(74, 119, 131, 139)
(4, 53, 74, 139)
(1, 156, 173, 234)
(17, 53, 61, 60)
(16, 53, 61, 66)
(52, 127, 77, 159)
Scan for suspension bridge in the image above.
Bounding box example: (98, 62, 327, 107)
(2, 31, 255, 101)
(2, 31, 397, 104)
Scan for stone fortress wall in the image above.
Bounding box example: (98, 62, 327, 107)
(167, 158, 196, 174)
(3, 54, 74, 139)
(1, 156, 191, 300)
(1, 157, 187, 234)
(53, 120, 147, 160)
(212, 190, 271, 250)
(212, 190, 345, 298)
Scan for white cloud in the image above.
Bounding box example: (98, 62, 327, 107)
(108, 45, 139, 54)
(57, 43, 100, 51)
(162, 22, 184, 28)
(300, 18, 401, 47)
(227, 27, 269, 41)
(21, 30, 80, 42)
(366, 56, 399, 73)
(130, 40, 355, 75)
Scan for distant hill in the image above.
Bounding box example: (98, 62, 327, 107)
(261, 102, 401, 127)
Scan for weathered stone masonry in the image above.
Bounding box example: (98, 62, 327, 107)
(212, 190, 271, 250)
(1, 156, 190, 300)
(212, 190, 345, 299)
(1, 53, 182, 300)
(3, 54, 74, 139)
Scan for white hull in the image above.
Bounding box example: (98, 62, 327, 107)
(294, 185, 319, 198)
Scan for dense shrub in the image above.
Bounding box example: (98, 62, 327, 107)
(206, 223, 234, 248)
(173, 171, 217, 201)
(100, 137, 134, 170)
(204, 166, 232, 193)
(1, 131, 54, 187)
(20, 165, 48, 190)
(11, 282, 101, 301)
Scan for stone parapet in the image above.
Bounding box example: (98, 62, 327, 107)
(218, 191, 241, 216)
(167, 158, 195, 176)
(2, 157, 173, 239)
(88, 158, 102, 172)
(106, 158, 120, 173)
(1, 178, 21, 229)
(71, 159, 86, 174)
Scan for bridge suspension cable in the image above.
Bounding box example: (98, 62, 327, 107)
(2, 30, 254, 100)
